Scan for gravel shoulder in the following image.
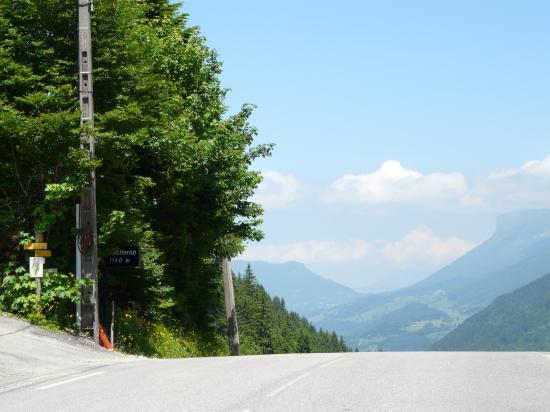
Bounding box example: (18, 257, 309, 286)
(0, 314, 135, 393)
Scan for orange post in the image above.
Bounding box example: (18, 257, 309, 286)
(98, 324, 113, 350)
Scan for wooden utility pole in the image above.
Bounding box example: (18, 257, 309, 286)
(78, 0, 99, 344)
(221, 258, 240, 355)
(34, 232, 44, 300)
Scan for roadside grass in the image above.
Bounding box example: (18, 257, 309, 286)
(115, 310, 229, 358)
(0, 308, 76, 335)
(27, 312, 66, 333)
(0, 307, 231, 359)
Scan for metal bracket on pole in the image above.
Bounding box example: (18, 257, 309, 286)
(78, 0, 93, 10)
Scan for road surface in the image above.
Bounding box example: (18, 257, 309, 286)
(1, 316, 550, 411)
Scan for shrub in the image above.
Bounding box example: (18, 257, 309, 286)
(0, 239, 90, 330)
(115, 310, 228, 358)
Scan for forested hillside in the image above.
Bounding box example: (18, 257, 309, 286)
(0, 0, 352, 357)
(112, 264, 349, 357)
(433, 273, 550, 351)
(234, 265, 349, 354)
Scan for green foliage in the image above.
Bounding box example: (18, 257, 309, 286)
(234, 264, 350, 354)
(38, 270, 90, 328)
(0, 260, 89, 330)
(0, 0, 271, 342)
(0, 271, 37, 315)
(0, 234, 41, 315)
(115, 310, 227, 358)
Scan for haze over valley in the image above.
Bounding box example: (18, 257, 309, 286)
(236, 209, 550, 351)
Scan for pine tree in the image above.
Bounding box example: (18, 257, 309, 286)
(232, 266, 350, 354)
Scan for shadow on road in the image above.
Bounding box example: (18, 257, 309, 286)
(0, 325, 31, 338)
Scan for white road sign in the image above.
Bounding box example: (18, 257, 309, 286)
(29, 257, 45, 278)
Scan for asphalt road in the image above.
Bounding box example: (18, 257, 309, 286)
(2, 316, 550, 411)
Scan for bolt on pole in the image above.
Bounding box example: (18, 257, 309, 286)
(78, 0, 99, 344)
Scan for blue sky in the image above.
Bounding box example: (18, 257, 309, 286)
(183, 1, 550, 291)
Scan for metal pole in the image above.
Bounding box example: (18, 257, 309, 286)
(222, 258, 240, 356)
(78, 0, 99, 344)
(110, 300, 115, 348)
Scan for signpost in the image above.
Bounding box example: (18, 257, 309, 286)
(103, 246, 138, 348)
(107, 246, 140, 267)
(24, 243, 48, 250)
(24, 233, 52, 300)
(34, 250, 52, 258)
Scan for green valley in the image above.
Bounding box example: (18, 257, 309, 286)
(433, 273, 550, 351)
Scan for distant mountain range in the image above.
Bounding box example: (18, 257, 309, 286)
(231, 260, 362, 317)
(433, 273, 550, 351)
(315, 209, 550, 350)
(236, 210, 550, 351)
(398, 209, 550, 310)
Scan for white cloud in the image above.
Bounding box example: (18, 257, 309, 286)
(489, 156, 550, 180)
(239, 239, 371, 263)
(244, 157, 550, 274)
(382, 226, 475, 268)
(475, 156, 550, 210)
(253, 171, 302, 209)
(326, 160, 467, 205)
(239, 227, 474, 269)
(325, 156, 550, 211)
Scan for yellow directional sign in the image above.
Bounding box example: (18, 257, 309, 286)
(24, 243, 48, 250)
(34, 250, 52, 258)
